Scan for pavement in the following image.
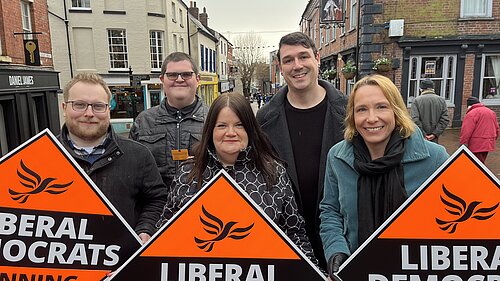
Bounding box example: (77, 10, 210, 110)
(249, 98, 500, 179)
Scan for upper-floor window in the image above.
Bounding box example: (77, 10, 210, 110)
(349, 0, 357, 30)
(150, 31, 164, 71)
(480, 54, 500, 104)
(325, 26, 330, 44)
(313, 23, 317, 45)
(173, 34, 178, 52)
(20, 1, 32, 39)
(72, 0, 90, 9)
(179, 9, 183, 26)
(407, 55, 457, 106)
(171, 2, 176, 22)
(200, 44, 205, 71)
(341, 0, 346, 34)
(319, 27, 324, 47)
(330, 25, 336, 42)
(461, 0, 492, 18)
(107, 29, 128, 69)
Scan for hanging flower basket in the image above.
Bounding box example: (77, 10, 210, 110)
(341, 60, 357, 80)
(375, 64, 392, 72)
(322, 69, 337, 80)
(343, 72, 356, 80)
(372, 57, 393, 72)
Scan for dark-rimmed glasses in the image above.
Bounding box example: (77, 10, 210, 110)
(66, 100, 109, 113)
(164, 71, 195, 81)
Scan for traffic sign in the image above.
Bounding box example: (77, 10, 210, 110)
(0, 129, 142, 281)
(335, 146, 500, 281)
(110, 170, 327, 280)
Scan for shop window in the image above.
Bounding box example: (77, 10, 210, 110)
(480, 54, 500, 104)
(407, 55, 456, 106)
(29, 94, 49, 134)
(110, 88, 144, 119)
(0, 98, 18, 157)
(150, 90, 161, 107)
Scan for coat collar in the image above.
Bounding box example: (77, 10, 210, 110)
(335, 127, 430, 169)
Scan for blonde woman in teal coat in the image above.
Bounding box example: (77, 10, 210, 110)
(319, 75, 449, 279)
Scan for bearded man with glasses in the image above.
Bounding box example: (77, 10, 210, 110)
(58, 72, 167, 244)
(130, 52, 208, 190)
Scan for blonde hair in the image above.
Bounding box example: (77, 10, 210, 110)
(344, 74, 415, 141)
(63, 72, 111, 102)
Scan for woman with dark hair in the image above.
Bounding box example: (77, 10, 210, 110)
(159, 92, 317, 263)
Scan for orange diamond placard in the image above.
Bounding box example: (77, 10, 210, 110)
(111, 170, 327, 281)
(0, 129, 141, 281)
(336, 147, 500, 281)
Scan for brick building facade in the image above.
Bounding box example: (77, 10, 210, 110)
(0, 0, 60, 157)
(301, 0, 500, 127)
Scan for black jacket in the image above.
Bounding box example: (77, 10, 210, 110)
(256, 80, 347, 267)
(58, 125, 167, 235)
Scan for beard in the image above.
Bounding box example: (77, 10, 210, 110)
(65, 117, 109, 143)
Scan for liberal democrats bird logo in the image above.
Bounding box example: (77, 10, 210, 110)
(194, 205, 254, 252)
(8, 160, 73, 203)
(435, 184, 498, 234)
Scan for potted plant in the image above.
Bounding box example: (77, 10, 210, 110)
(341, 60, 357, 79)
(321, 68, 337, 80)
(372, 57, 393, 72)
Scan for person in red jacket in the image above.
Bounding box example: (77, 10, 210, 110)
(460, 96, 499, 163)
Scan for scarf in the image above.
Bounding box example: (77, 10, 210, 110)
(353, 130, 407, 245)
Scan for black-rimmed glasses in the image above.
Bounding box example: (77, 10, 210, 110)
(164, 71, 195, 81)
(66, 100, 109, 113)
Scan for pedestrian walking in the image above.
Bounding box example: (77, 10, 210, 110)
(129, 52, 208, 188)
(256, 31, 347, 270)
(460, 96, 499, 163)
(411, 79, 449, 143)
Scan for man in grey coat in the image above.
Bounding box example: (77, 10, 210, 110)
(411, 79, 449, 143)
(130, 52, 208, 189)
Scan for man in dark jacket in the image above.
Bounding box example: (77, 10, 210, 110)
(256, 32, 347, 271)
(129, 52, 208, 189)
(411, 79, 449, 143)
(59, 72, 167, 244)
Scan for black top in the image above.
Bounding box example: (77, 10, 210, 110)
(285, 96, 327, 257)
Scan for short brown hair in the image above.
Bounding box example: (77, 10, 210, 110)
(277, 32, 318, 62)
(63, 72, 111, 102)
(160, 52, 198, 76)
(344, 74, 415, 141)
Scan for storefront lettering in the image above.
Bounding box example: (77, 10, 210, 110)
(9, 75, 34, 86)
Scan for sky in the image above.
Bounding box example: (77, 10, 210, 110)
(185, 0, 307, 53)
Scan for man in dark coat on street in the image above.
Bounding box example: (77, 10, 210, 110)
(256, 32, 347, 271)
(58, 72, 167, 244)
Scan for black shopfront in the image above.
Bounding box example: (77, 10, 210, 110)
(0, 65, 60, 157)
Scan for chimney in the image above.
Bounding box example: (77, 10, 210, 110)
(188, 1, 199, 19)
(199, 7, 208, 27)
